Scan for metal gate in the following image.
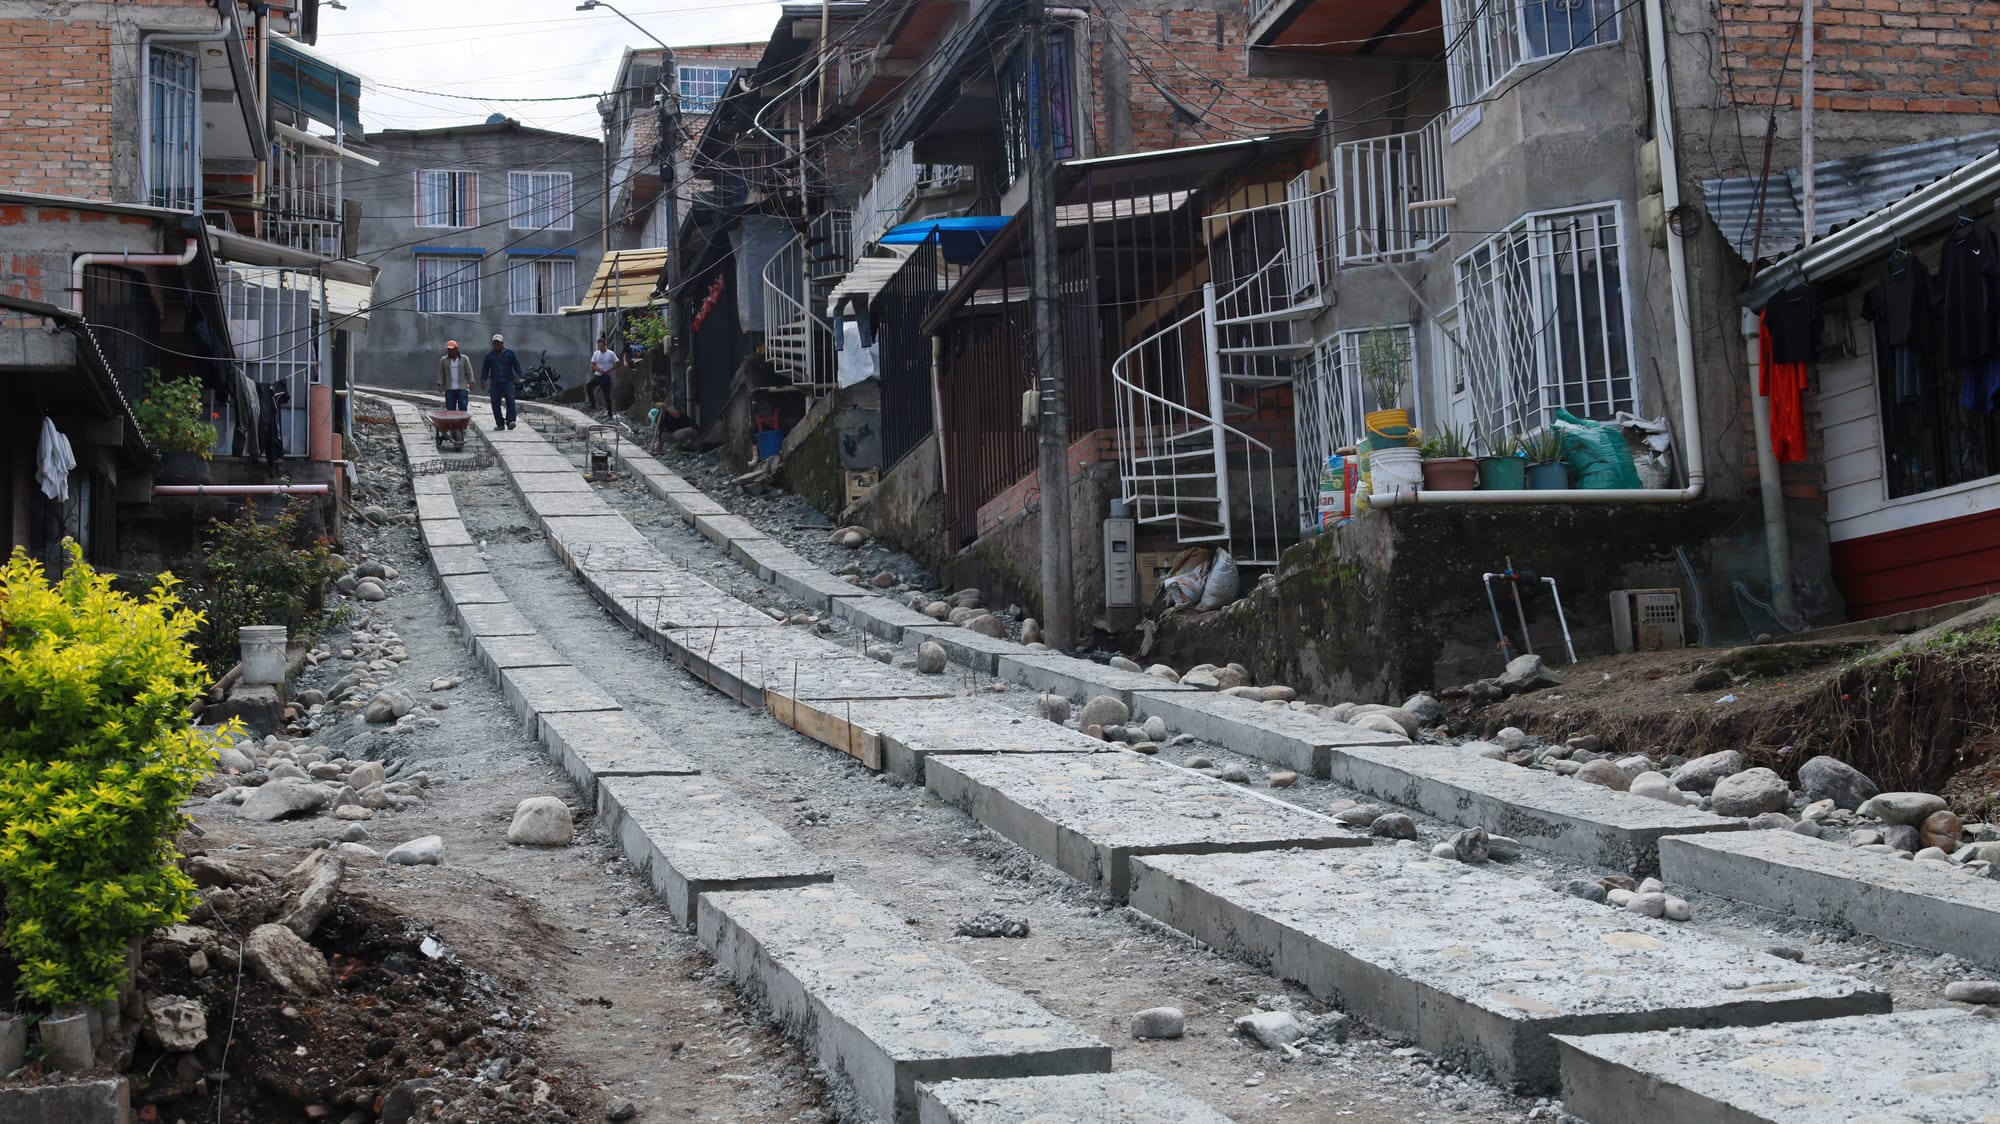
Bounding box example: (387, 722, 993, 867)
(220, 265, 319, 457)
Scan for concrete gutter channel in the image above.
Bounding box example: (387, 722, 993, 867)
(366, 393, 1995, 1121)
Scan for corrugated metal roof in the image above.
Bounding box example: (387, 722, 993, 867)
(1704, 131, 2000, 262)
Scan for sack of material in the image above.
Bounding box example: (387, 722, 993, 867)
(1158, 546, 1213, 609)
(1197, 549, 1241, 611)
(1553, 409, 1643, 490)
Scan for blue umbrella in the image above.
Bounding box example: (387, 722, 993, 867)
(877, 216, 1011, 264)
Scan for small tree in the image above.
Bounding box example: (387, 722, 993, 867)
(130, 371, 216, 459)
(178, 499, 343, 676)
(0, 543, 230, 1008)
(1357, 328, 1411, 410)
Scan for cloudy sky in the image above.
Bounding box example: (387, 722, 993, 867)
(312, 0, 782, 137)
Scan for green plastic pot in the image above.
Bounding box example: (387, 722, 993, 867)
(1476, 455, 1526, 490)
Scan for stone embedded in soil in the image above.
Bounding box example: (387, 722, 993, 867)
(1020, 618, 1042, 644)
(915, 641, 949, 675)
(1131, 1007, 1186, 1039)
(508, 797, 576, 846)
(1218, 764, 1249, 784)
(954, 912, 1030, 938)
(1269, 771, 1298, 789)
(1708, 767, 1793, 817)
(1574, 759, 1630, 791)
(1235, 1009, 1305, 1050)
(965, 614, 1006, 639)
(1035, 693, 1072, 724)
(386, 835, 445, 866)
(1920, 809, 1965, 851)
(1670, 750, 1744, 794)
(1498, 653, 1563, 694)
(1370, 813, 1418, 840)
(1859, 791, 1947, 826)
(1797, 755, 1880, 810)
(244, 922, 330, 994)
(1080, 695, 1130, 728)
(1563, 878, 1608, 903)
(238, 780, 330, 822)
(143, 995, 208, 1051)
(1944, 980, 2000, 1004)
(333, 805, 374, 821)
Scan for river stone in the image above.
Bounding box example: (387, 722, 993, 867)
(1797, 755, 1880, 810)
(915, 641, 948, 675)
(507, 797, 575, 846)
(214, 743, 255, 774)
(347, 760, 386, 791)
(244, 923, 329, 994)
(1628, 771, 1686, 805)
(1861, 792, 1948, 826)
(1108, 656, 1143, 673)
(1708, 767, 1792, 817)
(1079, 695, 1129, 728)
(1574, 759, 1630, 791)
(1351, 713, 1410, 739)
(1370, 812, 1417, 839)
(964, 614, 1006, 639)
(1020, 618, 1042, 644)
(1402, 693, 1442, 723)
(1497, 653, 1562, 693)
(1883, 824, 1921, 853)
(1920, 809, 1964, 852)
(1450, 826, 1490, 863)
(1670, 750, 1744, 794)
(238, 780, 329, 822)
(1036, 694, 1072, 723)
(922, 601, 951, 621)
(1131, 1007, 1185, 1039)
(385, 835, 444, 866)
(1944, 980, 2000, 1005)
(1145, 664, 1181, 683)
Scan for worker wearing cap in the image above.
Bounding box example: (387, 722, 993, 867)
(436, 340, 472, 412)
(480, 333, 523, 430)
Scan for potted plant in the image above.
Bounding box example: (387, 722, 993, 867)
(132, 371, 216, 483)
(1476, 433, 1527, 490)
(1358, 327, 1413, 442)
(1523, 428, 1569, 489)
(1419, 422, 1478, 490)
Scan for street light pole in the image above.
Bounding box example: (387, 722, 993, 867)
(1027, 0, 1075, 651)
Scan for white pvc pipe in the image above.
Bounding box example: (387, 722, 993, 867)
(153, 484, 330, 496)
(71, 239, 200, 315)
(1369, 0, 1705, 509)
(1745, 314, 1798, 620)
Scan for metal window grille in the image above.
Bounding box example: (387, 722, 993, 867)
(1333, 115, 1448, 265)
(270, 141, 342, 255)
(415, 253, 482, 313)
(1453, 203, 1635, 449)
(144, 46, 200, 211)
(677, 66, 734, 113)
(222, 266, 317, 457)
(416, 170, 478, 228)
(999, 31, 1075, 191)
(507, 171, 574, 230)
(1446, 0, 1620, 104)
(809, 209, 853, 281)
(507, 256, 575, 315)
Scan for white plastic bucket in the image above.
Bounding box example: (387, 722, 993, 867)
(1368, 446, 1425, 492)
(238, 625, 288, 687)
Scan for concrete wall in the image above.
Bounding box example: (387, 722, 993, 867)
(346, 124, 605, 393)
(848, 431, 948, 575)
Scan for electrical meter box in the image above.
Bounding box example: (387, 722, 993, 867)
(1103, 518, 1137, 609)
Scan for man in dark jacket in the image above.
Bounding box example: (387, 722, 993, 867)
(479, 333, 523, 429)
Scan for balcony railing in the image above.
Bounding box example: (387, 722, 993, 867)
(1333, 114, 1448, 265)
(850, 144, 974, 259)
(267, 142, 342, 257)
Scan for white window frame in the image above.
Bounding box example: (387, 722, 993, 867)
(1452, 202, 1637, 449)
(677, 65, 734, 113)
(507, 255, 576, 316)
(1444, 0, 1623, 106)
(415, 169, 479, 228)
(143, 45, 201, 211)
(414, 252, 482, 314)
(507, 170, 574, 231)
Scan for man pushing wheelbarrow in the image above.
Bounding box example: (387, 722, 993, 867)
(430, 338, 474, 450)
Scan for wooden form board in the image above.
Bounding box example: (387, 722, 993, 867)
(765, 690, 885, 771)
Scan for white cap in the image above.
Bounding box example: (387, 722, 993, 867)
(492, 333, 505, 342)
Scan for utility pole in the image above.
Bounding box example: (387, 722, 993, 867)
(1028, 0, 1076, 651)
(1799, 0, 1816, 247)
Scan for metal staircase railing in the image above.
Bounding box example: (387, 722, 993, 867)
(761, 232, 827, 390)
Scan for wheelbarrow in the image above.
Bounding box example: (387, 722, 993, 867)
(427, 409, 470, 451)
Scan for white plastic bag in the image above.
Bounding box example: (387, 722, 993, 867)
(1197, 549, 1241, 610)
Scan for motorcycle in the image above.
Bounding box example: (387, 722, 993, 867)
(517, 351, 563, 400)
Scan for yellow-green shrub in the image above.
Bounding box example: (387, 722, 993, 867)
(0, 543, 228, 1008)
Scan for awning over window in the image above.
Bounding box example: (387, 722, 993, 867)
(561, 247, 671, 316)
(268, 37, 364, 134)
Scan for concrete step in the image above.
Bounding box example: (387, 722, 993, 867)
(832, 595, 940, 644)
(729, 538, 815, 583)
(520, 490, 618, 522)
(538, 709, 700, 801)
(1323, 743, 1745, 875)
(413, 491, 459, 522)
(420, 518, 475, 549)
(691, 511, 769, 550)
(1554, 1009, 2000, 1124)
(917, 1070, 1236, 1123)
(698, 883, 1112, 1123)
(413, 474, 453, 496)
(470, 632, 570, 676)
(541, 517, 653, 568)
(768, 565, 872, 612)
(507, 470, 594, 494)
(450, 600, 538, 639)
(927, 752, 1365, 898)
(1659, 829, 2000, 969)
(840, 695, 1119, 781)
(1127, 849, 1888, 1092)
(439, 572, 507, 607)
(994, 652, 1199, 708)
(596, 775, 833, 930)
(904, 623, 1027, 675)
(427, 544, 489, 577)
(1129, 690, 1406, 776)
(494, 664, 622, 737)
(491, 454, 578, 474)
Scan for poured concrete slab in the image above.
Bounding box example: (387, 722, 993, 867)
(1130, 690, 1405, 776)
(509, 470, 594, 494)
(670, 629, 946, 707)
(420, 519, 474, 548)
(832, 596, 938, 644)
(543, 517, 651, 567)
(1659, 830, 2000, 968)
(851, 696, 1117, 780)
(699, 883, 1111, 1123)
(428, 545, 490, 577)
(731, 538, 812, 583)
(451, 600, 538, 638)
(471, 632, 570, 675)
(996, 652, 1198, 706)
(413, 475, 453, 496)
(596, 775, 832, 929)
(1128, 850, 1888, 1092)
(927, 753, 1365, 898)
(572, 543, 673, 573)
(692, 512, 768, 550)
(439, 572, 507, 606)
(494, 664, 621, 735)
(665, 491, 730, 522)
(537, 709, 699, 799)
(495, 454, 579, 474)
(769, 566, 870, 612)
(521, 491, 616, 521)
(1325, 743, 1744, 874)
(1554, 1009, 2000, 1124)
(412, 492, 458, 522)
(905, 624, 1023, 675)
(917, 1071, 1236, 1124)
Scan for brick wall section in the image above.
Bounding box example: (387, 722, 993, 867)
(978, 430, 1117, 532)
(1094, 10, 1324, 153)
(0, 18, 116, 198)
(673, 43, 767, 159)
(1716, 0, 2000, 113)
(0, 204, 160, 305)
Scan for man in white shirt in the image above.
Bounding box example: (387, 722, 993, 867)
(436, 340, 472, 412)
(585, 336, 624, 418)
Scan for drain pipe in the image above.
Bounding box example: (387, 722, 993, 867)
(1743, 311, 1799, 621)
(154, 484, 331, 496)
(71, 239, 200, 315)
(1369, 0, 1706, 507)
